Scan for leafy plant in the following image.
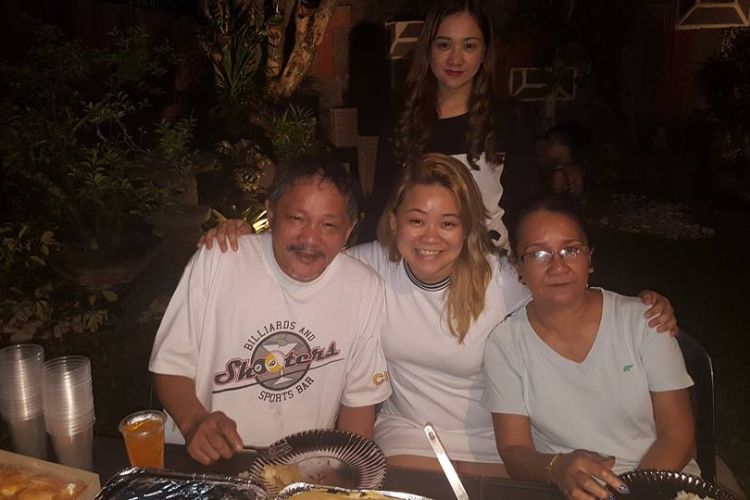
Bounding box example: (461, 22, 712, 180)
(194, 2, 329, 223)
(198, 0, 265, 112)
(695, 28, 750, 163)
(0, 224, 114, 342)
(108, 25, 179, 92)
(267, 104, 321, 163)
(0, 225, 58, 276)
(217, 138, 272, 196)
(0, 19, 189, 250)
(155, 116, 198, 175)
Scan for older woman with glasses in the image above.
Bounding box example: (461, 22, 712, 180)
(482, 197, 699, 499)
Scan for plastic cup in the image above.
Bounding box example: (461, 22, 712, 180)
(6, 414, 48, 459)
(0, 344, 44, 421)
(119, 410, 166, 468)
(50, 425, 93, 471)
(42, 356, 95, 436)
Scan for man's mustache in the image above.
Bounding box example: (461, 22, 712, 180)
(286, 244, 324, 258)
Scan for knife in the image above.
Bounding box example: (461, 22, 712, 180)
(423, 423, 470, 500)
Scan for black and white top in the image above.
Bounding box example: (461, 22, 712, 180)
(360, 97, 541, 245)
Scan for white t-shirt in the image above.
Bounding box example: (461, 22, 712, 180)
(149, 232, 391, 446)
(347, 242, 529, 463)
(482, 289, 700, 475)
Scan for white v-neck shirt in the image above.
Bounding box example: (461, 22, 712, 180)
(482, 288, 700, 475)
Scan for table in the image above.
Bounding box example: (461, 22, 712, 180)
(93, 436, 563, 500)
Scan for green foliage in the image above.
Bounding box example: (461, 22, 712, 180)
(0, 224, 113, 342)
(195, 2, 327, 221)
(695, 28, 750, 163)
(217, 138, 271, 196)
(155, 116, 198, 174)
(0, 19, 191, 251)
(199, 0, 265, 111)
(267, 104, 321, 163)
(0, 225, 57, 276)
(108, 25, 178, 92)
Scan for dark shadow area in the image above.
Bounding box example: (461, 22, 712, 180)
(346, 21, 390, 136)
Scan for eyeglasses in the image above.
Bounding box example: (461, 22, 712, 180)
(519, 245, 591, 266)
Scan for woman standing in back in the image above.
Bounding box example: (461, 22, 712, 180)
(359, 0, 539, 246)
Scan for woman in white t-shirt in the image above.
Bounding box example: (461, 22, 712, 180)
(201, 155, 678, 479)
(482, 197, 697, 499)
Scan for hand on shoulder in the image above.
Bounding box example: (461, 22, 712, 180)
(197, 219, 252, 253)
(638, 290, 678, 335)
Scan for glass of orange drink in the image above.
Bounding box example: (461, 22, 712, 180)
(118, 410, 167, 468)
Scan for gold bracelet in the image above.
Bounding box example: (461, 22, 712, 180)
(545, 453, 561, 485)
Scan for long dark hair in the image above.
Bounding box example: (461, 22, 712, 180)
(394, 0, 497, 170)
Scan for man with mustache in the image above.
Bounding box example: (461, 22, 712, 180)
(149, 157, 390, 465)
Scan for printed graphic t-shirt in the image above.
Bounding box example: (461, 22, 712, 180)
(149, 232, 391, 446)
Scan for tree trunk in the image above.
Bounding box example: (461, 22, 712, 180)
(268, 0, 337, 99)
(266, 0, 298, 79)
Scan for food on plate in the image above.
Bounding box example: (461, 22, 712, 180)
(674, 492, 715, 500)
(261, 463, 302, 490)
(0, 464, 85, 499)
(290, 492, 392, 500)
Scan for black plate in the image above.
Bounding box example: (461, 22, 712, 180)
(616, 470, 737, 500)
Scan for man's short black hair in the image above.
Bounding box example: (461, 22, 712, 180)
(267, 155, 361, 224)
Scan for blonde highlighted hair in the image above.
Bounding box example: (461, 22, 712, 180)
(377, 153, 497, 342)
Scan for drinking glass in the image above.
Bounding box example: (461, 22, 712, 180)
(118, 410, 166, 468)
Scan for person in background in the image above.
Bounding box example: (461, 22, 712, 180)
(483, 197, 698, 499)
(150, 156, 391, 465)
(359, 0, 540, 246)
(200, 154, 678, 481)
(538, 122, 589, 203)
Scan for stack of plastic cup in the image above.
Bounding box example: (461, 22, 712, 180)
(0, 344, 47, 459)
(43, 355, 95, 470)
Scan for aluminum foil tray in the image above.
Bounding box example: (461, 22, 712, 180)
(94, 467, 267, 499)
(277, 481, 434, 500)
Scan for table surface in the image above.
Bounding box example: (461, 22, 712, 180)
(93, 436, 563, 500)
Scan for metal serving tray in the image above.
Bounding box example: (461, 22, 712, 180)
(94, 467, 267, 499)
(277, 481, 434, 500)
